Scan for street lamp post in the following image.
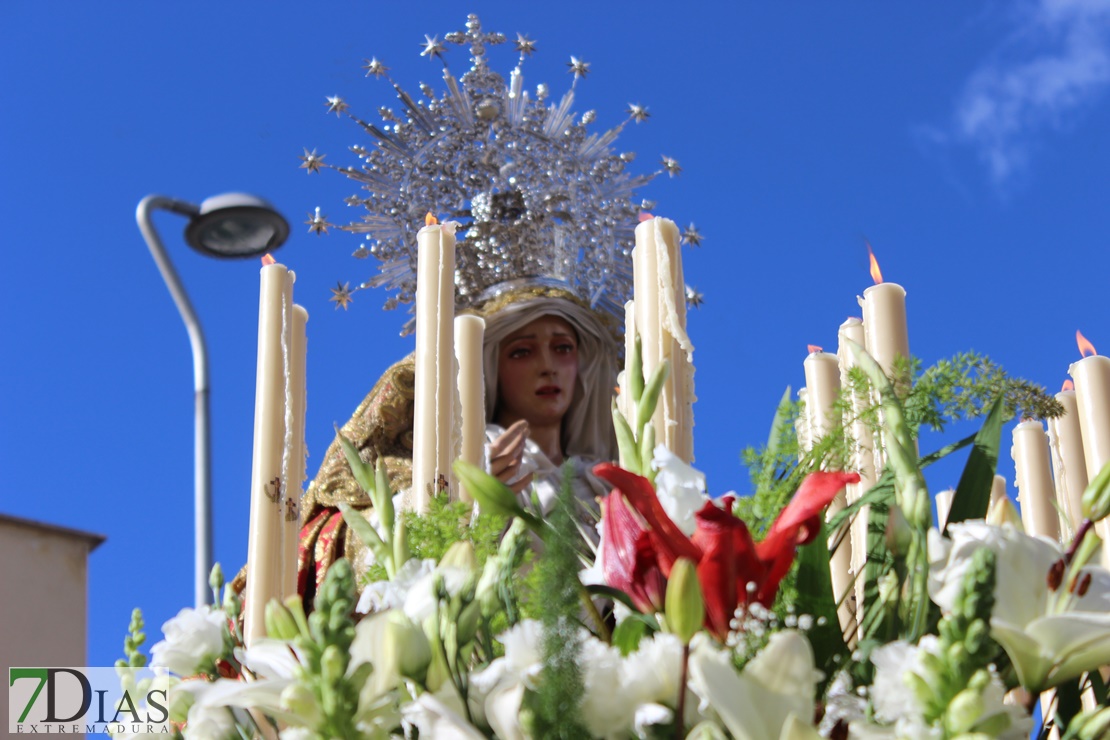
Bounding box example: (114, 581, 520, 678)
(136, 193, 289, 607)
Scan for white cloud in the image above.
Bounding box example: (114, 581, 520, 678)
(951, 0, 1110, 183)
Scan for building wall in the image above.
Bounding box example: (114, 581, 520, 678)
(0, 515, 103, 736)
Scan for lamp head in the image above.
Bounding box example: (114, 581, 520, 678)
(183, 192, 289, 258)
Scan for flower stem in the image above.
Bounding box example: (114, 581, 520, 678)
(578, 582, 611, 643)
(675, 642, 690, 740)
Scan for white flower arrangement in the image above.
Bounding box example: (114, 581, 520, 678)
(115, 358, 1110, 739)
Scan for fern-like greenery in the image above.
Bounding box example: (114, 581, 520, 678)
(737, 350, 1061, 538)
(523, 470, 588, 738)
(362, 493, 506, 583)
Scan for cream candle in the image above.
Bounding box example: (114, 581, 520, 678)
(803, 344, 853, 636)
(1070, 332, 1110, 482)
(411, 216, 458, 512)
(859, 245, 910, 380)
(455, 314, 485, 502)
(281, 303, 308, 600)
(1012, 419, 1060, 540)
(803, 346, 841, 441)
(1047, 382, 1089, 533)
(620, 299, 636, 425)
(246, 261, 291, 645)
(435, 223, 458, 500)
(838, 316, 873, 640)
(838, 317, 876, 490)
(795, 388, 811, 455)
(633, 216, 695, 461)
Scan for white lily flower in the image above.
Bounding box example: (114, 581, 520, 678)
(652, 444, 708, 535)
(150, 605, 227, 676)
(356, 557, 435, 614)
(930, 521, 1110, 691)
(401, 692, 486, 739)
(687, 630, 820, 740)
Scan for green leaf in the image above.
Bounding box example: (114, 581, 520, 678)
(585, 584, 642, 615)
(765, 386, 793, 461)
(945, 394, 1004, 531)
(337, 502, 390, 567)
(612, 401, 641, 475)
(636, 360, 671, 435)
(611, 617, 649, 656)
(1054, 676, 1084, 735)
(794, 520, 849, 687)
(630, 333, 644, 404)
(334, 425, 376, 495)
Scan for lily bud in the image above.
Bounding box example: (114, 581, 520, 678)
(665, 557, 705, 644)
(384, 611, 432, 681)
(264, 600, 300, 641)
(1082, 459, 1110, 523)
(453, 460, 530, 520)
(208, 563, 224, 595)
(392, 517, 409, 571)
(476, 556, 503, 618)
(439, 541, 478, 572)
(636, 361, 671, 436)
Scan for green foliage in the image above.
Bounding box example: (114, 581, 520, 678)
(296, 559, 366, 739)
(907, 547, 1004, 737)
(793, 521, 849, 687)
(115, 608, 148, 670)
(362, 493, 507, 584)
(737, 350, 1060, 631)
(525, 471, 588, 738)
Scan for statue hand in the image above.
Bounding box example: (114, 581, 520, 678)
(489, 419, 532, 493)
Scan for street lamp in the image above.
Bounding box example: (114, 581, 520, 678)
(136, 193, 289, 607)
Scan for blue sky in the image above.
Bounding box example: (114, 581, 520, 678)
(3, 1, 1110, 671)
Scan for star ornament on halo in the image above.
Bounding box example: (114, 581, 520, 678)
(627, 103, 650, 123)
(514, 33, 537, 56)
(330, 282, 354, 310)
(325, 96, 349, 116)
(681, 223, 702, 247)
(305, 207, 332, 236)
(567, 55, 590, 79)
(661, 156, 682, 177)
(298, 148, 326, 174)
(685, 285, 704, 309)
(421, 35, 447, 60)
(362, 57, 390, 78)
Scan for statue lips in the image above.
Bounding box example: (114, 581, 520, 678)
(536, 384, 561, 398)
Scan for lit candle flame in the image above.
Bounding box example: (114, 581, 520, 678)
(638, 212, 654, 222)
(1062, 379, 1075, 392)
(425, 212, 438, 226)
(1077, 330, 1097, 358)
(807, 344, 823, 354)
(261, 254, 276, 266)
(867, 241, 883, 285)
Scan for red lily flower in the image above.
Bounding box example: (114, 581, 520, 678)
(594, 463, 858, 640)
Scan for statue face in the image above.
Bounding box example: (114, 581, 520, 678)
(495, 315, 579, 429)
